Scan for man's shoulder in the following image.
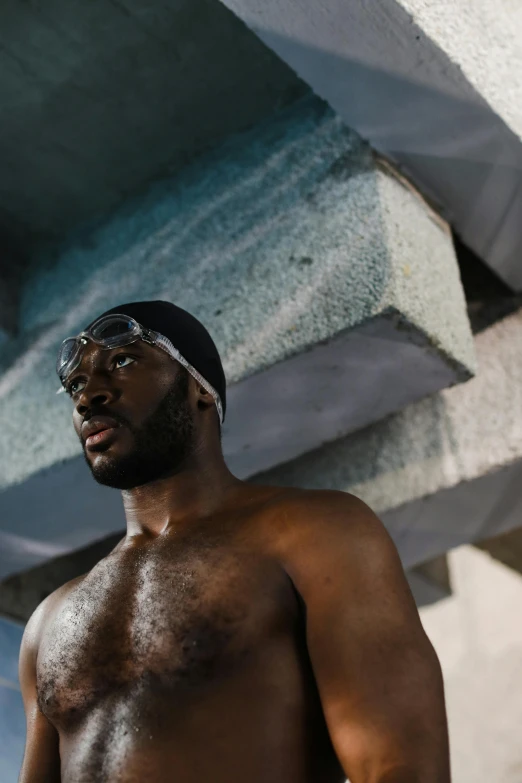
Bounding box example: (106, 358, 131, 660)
(22, 573, 86, 652)
(261, 485, 376, 527)
(256, 486, 407, 612)
(254, 485, 385, 555)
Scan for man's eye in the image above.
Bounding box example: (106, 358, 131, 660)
(114, 355, 135, 369)
(67, 379, 86, 396)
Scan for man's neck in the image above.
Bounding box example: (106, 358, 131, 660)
(121, 455, 243, 539)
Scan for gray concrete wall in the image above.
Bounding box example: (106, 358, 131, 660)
(219, 0, 522, 290)
(0, 617, 25, 783)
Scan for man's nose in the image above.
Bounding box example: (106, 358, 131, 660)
(75, 375, 119, 416)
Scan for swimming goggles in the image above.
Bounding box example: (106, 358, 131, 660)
(55, 313, 224, 424)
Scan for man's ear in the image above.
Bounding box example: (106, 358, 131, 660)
(195, 383, 215, 413)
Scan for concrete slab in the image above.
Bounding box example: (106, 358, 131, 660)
(252, 308, 522, 569)
(0, 0, 308, 256)
(0, 97, 475, 578)
(219, 0, 522, 290)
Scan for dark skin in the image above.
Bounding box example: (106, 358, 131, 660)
(18, 338, 451, 783)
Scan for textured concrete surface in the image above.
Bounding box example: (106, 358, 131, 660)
(0, 95, 476, 579)
(253, 307, 522, 569)
(400, 0, 522, 140)
(0, 617, 24, 783)
(420, 545, 522, 783)
(219, 0, 522, 290)
(0, 0, 307, 258)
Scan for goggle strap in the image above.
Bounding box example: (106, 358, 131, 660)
(153, 333, 224, 424)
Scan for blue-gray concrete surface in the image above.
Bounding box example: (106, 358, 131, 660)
(0, 0, 307, 258)
(0, 617, 25, 782)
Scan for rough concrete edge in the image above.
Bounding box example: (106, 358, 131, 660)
(378, 457, 522, 523)
(378, 306, 474, 384)
(374, 166, 477, 379)
(225, 304, 474, 401)
(372, 150, 450, 234)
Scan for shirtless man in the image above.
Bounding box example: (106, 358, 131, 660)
(18, 300, 451, 783)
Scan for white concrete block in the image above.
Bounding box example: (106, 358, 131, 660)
(219, 0, 522, 289)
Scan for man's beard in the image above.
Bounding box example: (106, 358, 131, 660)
(85, 372, 195, 490)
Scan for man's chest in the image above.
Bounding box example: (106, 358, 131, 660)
(36, 532, 295, 729)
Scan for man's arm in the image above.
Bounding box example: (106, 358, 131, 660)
(18, 597, 61, 783)
(277, 490, 451, 783)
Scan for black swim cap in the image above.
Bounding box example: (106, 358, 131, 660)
(94, 300, 227, 421)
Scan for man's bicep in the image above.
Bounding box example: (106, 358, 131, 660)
(280, 491, 450, 783)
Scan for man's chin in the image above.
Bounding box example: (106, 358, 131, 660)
(86, 452, 174, 490)
(85, 452, 139, 490)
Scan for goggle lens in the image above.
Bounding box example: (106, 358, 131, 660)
(56, 338, 80, 377)
(57, 315, 143, 385)
(91, 315, 138, 342)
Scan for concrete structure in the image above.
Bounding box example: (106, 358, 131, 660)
(420, 544, 522, 783)
(0, 0, 308, 261)
(253, 307, 522, 569)
(0, 618, 25, 783)
(0, 95, 475, 580)
(219, 0, 522, 289)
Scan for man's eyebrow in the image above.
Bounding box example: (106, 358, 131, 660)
(70, 342, 147, 377)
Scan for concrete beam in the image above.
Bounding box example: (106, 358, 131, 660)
(0, 0, 309, 255)
(252, 307, 522, 569)
(0, 96, 475, 579)
(219, 0, 522, 290)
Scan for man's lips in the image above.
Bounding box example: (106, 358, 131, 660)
(82, 416, 122, 449)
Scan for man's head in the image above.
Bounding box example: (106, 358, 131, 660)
(57, 301, 226, 490)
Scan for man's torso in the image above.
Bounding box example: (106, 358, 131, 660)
(35, 488, 345, 783)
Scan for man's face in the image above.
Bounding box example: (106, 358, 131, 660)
(69, 339, 195, 489)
